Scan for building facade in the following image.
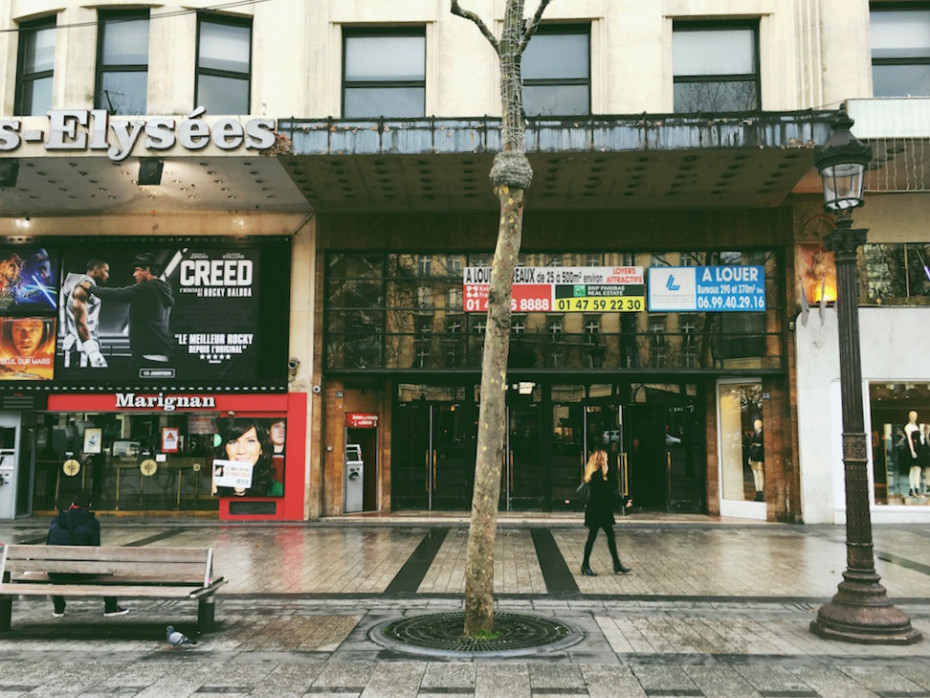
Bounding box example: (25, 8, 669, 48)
(0, 1, 925, 524)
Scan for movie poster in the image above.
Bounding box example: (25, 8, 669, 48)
(57, 246, 262, 381)
(0, 247, 58, 313)
(0, 316, 56, 380)
(211, 417, 286, 498)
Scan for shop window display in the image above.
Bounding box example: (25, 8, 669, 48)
(718, 381, 764, 503)
(33, 412, 287, 513)
(870, 382, 930, 504)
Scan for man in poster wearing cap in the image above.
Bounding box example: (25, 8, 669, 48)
(83, 253, 175, 372)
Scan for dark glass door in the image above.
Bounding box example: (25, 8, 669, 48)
(392, 400, 475, 511)
(624, 406, 668, 510)
(551, 399, 584, 511)
(432, 404, 476, 510)
(506, 403, 544, 510)
(392, 402, 431, 510)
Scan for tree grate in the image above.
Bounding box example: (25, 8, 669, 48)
(369, 611, 585, 658)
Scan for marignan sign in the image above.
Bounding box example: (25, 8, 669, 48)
(0, 107, 276, 161)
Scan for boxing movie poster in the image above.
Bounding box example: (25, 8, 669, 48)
(57, 246, 262, 381)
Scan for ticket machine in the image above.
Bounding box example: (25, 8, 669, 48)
(344, 444, 364, 513)
(0, 413, 21, 519)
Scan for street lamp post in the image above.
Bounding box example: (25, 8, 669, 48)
(809, 110, 921, 644)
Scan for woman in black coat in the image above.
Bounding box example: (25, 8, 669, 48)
(581, 448, 632, 576)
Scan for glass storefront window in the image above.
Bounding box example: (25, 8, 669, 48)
(325, 250, 783, 372)
(870, 382, 930, 504)
(33, 412, 289, 513)
(717, 381, 764, 503)
(862, 243, 930, 305)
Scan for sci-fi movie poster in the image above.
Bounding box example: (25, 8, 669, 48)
(56, 246, 262, 381)
(0, 247, 58, 313)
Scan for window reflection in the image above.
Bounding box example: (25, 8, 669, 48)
(325, 250, 782, 371)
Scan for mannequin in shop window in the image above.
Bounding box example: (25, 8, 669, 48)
(748, 419, 764, 502)
(923, 424, 930, 496)
(919, 423, 930, 497)
(904, 411, 923, 497)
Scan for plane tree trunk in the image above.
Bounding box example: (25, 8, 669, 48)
(451, 0, 554, 636)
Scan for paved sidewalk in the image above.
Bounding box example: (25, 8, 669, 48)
(1, 519, 929, 697)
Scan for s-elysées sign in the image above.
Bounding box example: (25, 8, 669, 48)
(0, 107, 275, 162)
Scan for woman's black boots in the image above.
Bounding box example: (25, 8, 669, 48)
(581, 561, 597, 576)
(614, 560, 632, 574)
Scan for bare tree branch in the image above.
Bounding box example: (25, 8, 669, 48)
(519, 0, 555, 53)
(451, 0, 500, 52)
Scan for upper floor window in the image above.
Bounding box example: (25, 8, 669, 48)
(196, 14, 252, 114)
(343, 28, 425, 118)
(870, 7, 930, 96)
(15, 17, 56, 116)
(522, 24, 590, 116)
(96, 11, 149, 115)
(673, 22, 759, 113)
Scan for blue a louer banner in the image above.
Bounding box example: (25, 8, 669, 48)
(647, 266, 766, 312)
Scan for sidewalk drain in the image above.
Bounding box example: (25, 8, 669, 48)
(369, 611, 585, 658)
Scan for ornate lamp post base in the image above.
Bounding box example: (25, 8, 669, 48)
(811, 570, 921, 644)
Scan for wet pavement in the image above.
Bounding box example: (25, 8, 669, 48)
(1, 518, 929, 697)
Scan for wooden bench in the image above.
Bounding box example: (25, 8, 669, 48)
(0, 543, 226, 633)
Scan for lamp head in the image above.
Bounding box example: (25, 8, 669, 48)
(814, 109, 871, 216)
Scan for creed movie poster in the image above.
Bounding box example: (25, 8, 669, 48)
(57, 246, 263, 381)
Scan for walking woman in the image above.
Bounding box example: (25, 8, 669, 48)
(581, 447, 632, 576)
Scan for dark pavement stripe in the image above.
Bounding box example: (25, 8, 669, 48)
(383, 527, 449, 595)
(126, 529, 188, 547)
(306, 688, 366, 694)
(531, 528, 579, 596)
(875, 549, 930, 577)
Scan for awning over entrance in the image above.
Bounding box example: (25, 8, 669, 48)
(278, 110, 838, 212)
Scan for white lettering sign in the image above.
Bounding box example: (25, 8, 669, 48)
(0, 109, 276, 161)
(114, 392, 217, 412)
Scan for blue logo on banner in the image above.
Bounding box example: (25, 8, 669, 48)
(665, 275, 680, 291)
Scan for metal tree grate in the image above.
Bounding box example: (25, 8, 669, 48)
(370, 612, 585, 659)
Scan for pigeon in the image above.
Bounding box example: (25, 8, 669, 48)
(166, 625, 197, 649)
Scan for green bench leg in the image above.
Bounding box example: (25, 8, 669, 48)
(198, 596, 215, 633)
(0, 594, 10, 632)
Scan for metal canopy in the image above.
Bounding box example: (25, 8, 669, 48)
(278, 111, 839, 212)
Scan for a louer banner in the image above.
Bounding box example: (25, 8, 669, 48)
(57, 246, 262, 381)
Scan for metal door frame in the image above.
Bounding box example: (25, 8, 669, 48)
(582, 399, 630, 499)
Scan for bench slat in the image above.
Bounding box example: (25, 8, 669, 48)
(5, 560, 208, 579)
(9, 571, 206, 584)
(3, 545, 209, 564)
(0, 583, 204, 598)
